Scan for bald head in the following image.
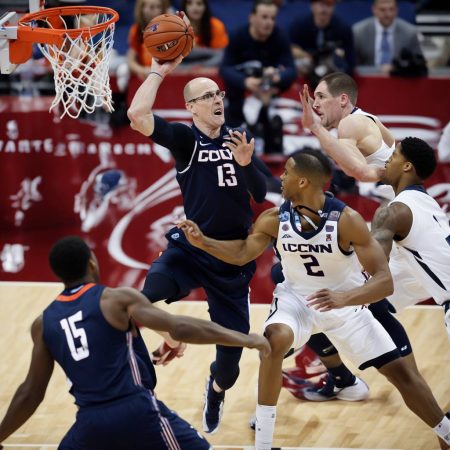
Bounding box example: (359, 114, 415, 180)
(183, 77, 219, 103)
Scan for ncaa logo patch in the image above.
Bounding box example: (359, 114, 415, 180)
(149, 23, 159, 32)
(279, 211, 290, 222)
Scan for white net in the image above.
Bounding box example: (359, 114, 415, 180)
(21, 10, 116, 119)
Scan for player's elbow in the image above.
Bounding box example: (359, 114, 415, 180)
(170, 320, 197, 342)
(381, 271, 394, 297)
(351, 165, 378, 182)
(127, 108, 153, 136)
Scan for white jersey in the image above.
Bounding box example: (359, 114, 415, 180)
(352, 107, 394, 167)
(275, 195, 366, 296)
(387, 185, 450, 310)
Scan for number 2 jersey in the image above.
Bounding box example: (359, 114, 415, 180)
(276, 194, 366, 296)
(42, 283, 156, 407)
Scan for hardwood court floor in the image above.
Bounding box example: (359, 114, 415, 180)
(0, 282, 449, 450)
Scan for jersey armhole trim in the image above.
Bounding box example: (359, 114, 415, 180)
(178, 140, 198, 174)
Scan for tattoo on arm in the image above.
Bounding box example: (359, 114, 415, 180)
(371, 207, 396, 257)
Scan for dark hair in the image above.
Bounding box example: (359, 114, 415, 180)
(49, 236, 91, 283)
(252, 0, 277, 14)
(181, 0, 212, 47)
(291, 148, 333, 185)
(319, 72, 358, 104)
(399, 137, 436, 180)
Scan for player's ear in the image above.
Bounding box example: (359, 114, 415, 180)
(298, 177, 308, 189)
(340, 93, 349, 108)
(403, 161, 413, 173)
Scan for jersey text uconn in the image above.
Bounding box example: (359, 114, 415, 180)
(281, 243, 332, 253)
(197, 148, 233, 162)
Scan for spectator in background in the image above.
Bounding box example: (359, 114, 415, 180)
(352, 0, 424, 74)
(289, 0, 354, 88)
(181, 0, 229, 66)
(219, 0, 296, 154)
(111, 0, 170, 128)
(127, 0, 171, 80)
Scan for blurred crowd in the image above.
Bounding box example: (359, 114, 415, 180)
(1, 0, 449, 162)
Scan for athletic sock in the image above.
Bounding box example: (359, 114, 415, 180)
(255, 404, 276, 450)
(328, 364, 356, 388)
(433, 415, 450, 444)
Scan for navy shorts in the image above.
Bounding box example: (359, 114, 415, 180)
(59, 391, 210, 450)
(148, 235, 256, 335)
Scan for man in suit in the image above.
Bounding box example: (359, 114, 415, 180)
(352, 0, 423, 73)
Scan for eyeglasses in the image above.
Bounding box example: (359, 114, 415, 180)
(187, 90, 225, 103)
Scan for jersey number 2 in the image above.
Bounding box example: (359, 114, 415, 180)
(60, 311, 90, 361)
(301, 255, 325, 277)
(217, 163, 237, 187)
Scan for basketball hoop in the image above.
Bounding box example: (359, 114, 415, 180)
(10, 6, 119, 119)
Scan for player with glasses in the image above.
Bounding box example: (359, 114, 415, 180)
(128, 12, 268, 436)
(187, 90, 226, 103)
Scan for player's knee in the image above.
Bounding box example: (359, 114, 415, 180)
(141, 272, 179, 302)
(265, 324, 294, 359)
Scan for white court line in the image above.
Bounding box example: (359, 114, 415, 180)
(2, 446, 403, 450)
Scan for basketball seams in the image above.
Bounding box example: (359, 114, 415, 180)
(143, 14, 194, 62)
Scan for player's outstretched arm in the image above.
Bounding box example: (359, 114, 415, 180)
(178, 208, 279, 266)
(300, 84, 382, 182)
(115, 289, 270, 357)
(371, 202, 412, 258)
(307, 209, 393, 311)
(127, 54, 184, 136)
(0, 316, 54, 443)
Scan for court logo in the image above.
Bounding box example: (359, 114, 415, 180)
(10, 176, 43, 227)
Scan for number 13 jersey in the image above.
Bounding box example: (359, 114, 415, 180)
(276, 194, 366, 296)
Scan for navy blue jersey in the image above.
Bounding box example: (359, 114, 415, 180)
(43, 283, 155, 407)
(177, 125, 254, 239)
(151, 117, 267, 240)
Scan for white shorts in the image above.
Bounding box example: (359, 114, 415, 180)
(388, 248, 442, 313)
(265, 282, 397, 369)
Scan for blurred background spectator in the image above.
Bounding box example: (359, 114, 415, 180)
(110, 0, 171, 127)
(127, 0, 171, 81)
(289, 0, 354, 88)
(180, 0, 229, 67)
(352, 0, 425, 75)
(219, 0, 296, 154)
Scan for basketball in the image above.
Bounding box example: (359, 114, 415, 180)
(143, 14, 194, 62)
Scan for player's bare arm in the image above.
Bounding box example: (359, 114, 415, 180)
(127, 55, 184, 136)
(178, 207, 279, 266)
(371, 202, 413, 258)
(0, 316, 54, 443)
(300, 84, 382, 182)
(307, 208, 393, 311)
(222, 130, 255, 166)
(116, 288, 270, 357)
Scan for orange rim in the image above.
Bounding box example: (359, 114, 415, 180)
(18, 6, 119, 45)
(10, 6, 118, 64)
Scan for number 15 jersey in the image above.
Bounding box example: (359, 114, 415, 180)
(276, 194, 366, 296)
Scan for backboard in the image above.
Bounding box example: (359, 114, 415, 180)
(0, 0, 41, 73)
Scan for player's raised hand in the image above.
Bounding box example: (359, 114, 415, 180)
(177, 219, 205, 247)
(150, 53, 184, 77)
(306, 289, 349, 311)
(223, 130, 255, 166)
(300, 84, 321, 133)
